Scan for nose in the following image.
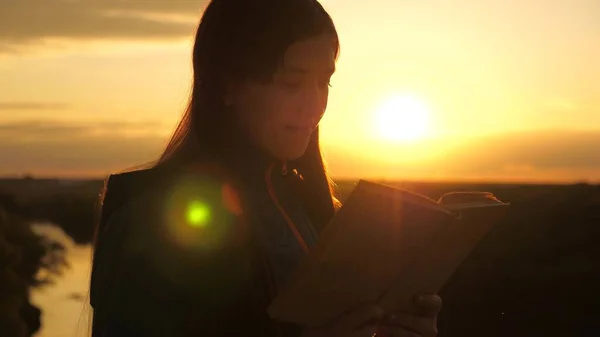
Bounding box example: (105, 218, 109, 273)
(301, 84, 326, 122)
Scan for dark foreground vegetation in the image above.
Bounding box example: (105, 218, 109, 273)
(338, 180, 600, 337)
(0, 177, 598, 336)
(0, 178, 104, 244)
(0, 209, 67, 337)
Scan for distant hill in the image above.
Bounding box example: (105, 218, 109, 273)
(0, 178, 104, 244)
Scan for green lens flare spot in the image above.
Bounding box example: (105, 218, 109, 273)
(186, 201, 211, 227)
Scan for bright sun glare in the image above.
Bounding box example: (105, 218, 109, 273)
(374, 94, 431, 142)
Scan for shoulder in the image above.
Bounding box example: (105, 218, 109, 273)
(99, 167, 164, 223)
(99, 163, 247, 258)
(102, 163, 243, 237)
(91, 164, 249, 307)
(100, 163, 239, 229)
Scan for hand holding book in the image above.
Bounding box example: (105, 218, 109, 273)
(269, 181, 509, 329)
(300, 294, 441, 337)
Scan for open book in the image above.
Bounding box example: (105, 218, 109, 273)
(268, 180, 509, 327)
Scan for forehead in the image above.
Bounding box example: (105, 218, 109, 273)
(281, 35, 337, 73)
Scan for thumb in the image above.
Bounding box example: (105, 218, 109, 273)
(336, 304, 386, 329)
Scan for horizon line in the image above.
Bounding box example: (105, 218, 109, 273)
(1, 174, 597, 186)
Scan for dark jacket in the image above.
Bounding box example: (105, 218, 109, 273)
(90, 155, 327, 337)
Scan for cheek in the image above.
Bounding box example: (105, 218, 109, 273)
(320, 90, 329, 118)
(259, 91, 298, 127)
(277, 90, 329, 124)
(236, 88, 275, 131)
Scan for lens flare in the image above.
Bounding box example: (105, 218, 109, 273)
(222, 183, 243, 216)
(163, 173, 242, 252)
(186, 200, 211, 227)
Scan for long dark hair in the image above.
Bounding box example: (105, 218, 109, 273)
(157, 0, 341, 229)
(87, 3, 339, 334)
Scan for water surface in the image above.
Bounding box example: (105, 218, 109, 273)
(31, 224, 93, 337)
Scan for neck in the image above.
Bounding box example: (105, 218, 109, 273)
(224, 131, 289, 177)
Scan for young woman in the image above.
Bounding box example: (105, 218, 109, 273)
(89, 0, 442, 336)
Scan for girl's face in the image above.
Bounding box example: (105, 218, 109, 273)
(228, 34, 336, 160)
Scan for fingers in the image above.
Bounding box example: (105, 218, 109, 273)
(304, 304, 385, 337)
(376, 325, 424, 337)
(412, 294, 442, 316)
(354, 324, 380, 337)
(384, 312, 438, 337)
(337, 304, 386, 330)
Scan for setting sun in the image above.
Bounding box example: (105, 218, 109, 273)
(374, 94, 431, 143)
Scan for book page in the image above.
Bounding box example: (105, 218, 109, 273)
(438, 191, 508, 210)
(268, 181, 457, 326)
(377, 201, 509, 313)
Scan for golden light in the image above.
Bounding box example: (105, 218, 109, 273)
(374, 94, 431, 142)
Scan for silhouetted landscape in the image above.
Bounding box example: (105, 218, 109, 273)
(0, 177, 598, 336)
(0, 193, 68, 337)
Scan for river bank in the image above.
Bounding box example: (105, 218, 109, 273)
(30, 224, 92, 337)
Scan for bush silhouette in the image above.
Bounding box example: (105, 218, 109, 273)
(0, 208, 68, 337)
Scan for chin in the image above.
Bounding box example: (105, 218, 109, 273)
(286, 151, 306, 161)
(277, 144, 310, 161)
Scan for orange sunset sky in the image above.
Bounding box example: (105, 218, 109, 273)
(0, 0, 599, 182)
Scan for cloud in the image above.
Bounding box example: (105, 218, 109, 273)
(0, 0, 207, 51)
(0, 120, 169, 176)
(1, 119, 600, 182)
(440, 130, 600, 172)
(0, 120, 166, 138)
(0, 121, 85, 137)
(0, 102, 70, 110)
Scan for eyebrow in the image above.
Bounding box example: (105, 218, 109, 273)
(284, 66, 336, 75)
